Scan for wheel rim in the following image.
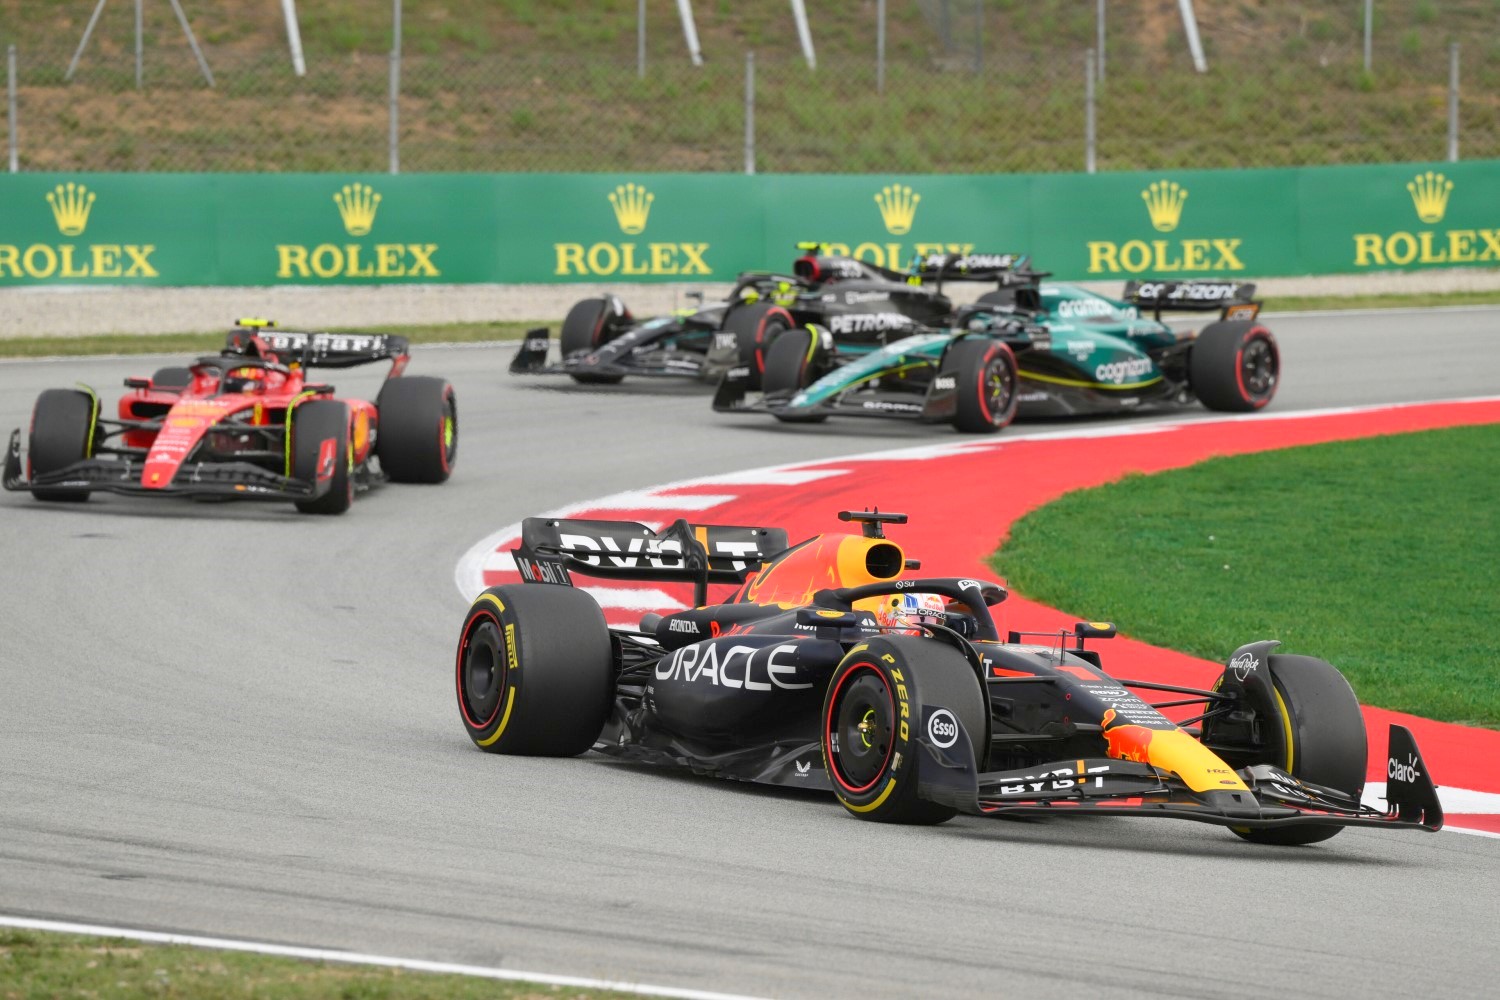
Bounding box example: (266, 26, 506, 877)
(439, 392, 458, 472)
(458, 616, 506, 729)
(1240, 336, 1277, 400)
(826, 665, 895, 794)
(982, 354, 1015, 424)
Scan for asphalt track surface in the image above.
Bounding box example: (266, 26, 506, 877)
(2, 306, 1499, 999)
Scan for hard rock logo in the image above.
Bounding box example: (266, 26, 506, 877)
(1085, 177, 1243, 275)
(0, 182, 158, 280)
(276, 181, 439, 280)
(554, 181, 710, 276)
(875, 184, 920, 236)
(1354, 171, 1498, 268)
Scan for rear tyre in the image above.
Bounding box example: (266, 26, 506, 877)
(1189, 320, 1279, 412)
(1203, 652, 1366, 846)
(28, 388, 98, 502)
(722, 302, 795, 391)
(947, 338, 1019, 434)
(456, 584, 615, 755)
(376, 376, 457, 484)
(559, 296, 627, 385)
(822, 635, 987, 824)
(762, 327, 829, 424)
(150, 366, 193, 390)
(291, 399, 352, 515)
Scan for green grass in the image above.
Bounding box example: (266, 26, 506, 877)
(0, 928, 647, 1000)
(0, 322, 536, 359)
(4, 2, 1497, 171)
(991, 425, 1500, 728)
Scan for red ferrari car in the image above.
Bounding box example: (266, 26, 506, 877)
(4, 320, 457, 514)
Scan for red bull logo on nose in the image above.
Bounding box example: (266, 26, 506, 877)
(1101, 708, 1157, 763)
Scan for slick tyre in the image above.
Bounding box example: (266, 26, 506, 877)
(722, 302, 795, 391)
(455, 584, 614, 756)
(150, 366, 193, 390)
(1189, 320, 1279, 412)
(947, 338, 1019, 434)
(376, 376, 457, 484)
(291, 399, 352, 515)
(1204, 652, 1366, 846)
(822, 635, 987, 824)
(559, 297, 626, 385)
(28, 388, 98, 502)
(762, 327, 829, 424)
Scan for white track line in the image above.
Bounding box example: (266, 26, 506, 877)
(0, 916, 770, 1000)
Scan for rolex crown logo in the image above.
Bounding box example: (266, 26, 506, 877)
(608, 183, 654, 235)
(1406, 171, 1453, 224)
(334, 183, 382, 236)
(874, 184, 921, 235)
(47, 182, 97, 237)
(1141, 180, 1188, 233)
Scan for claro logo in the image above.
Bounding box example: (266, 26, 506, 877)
(0, 182, 159, 280)
(276, 182, 439, 280)
(1086, 178, 1245, 275)
(1352, 171, 1500, 268)
(554, 182, 710, 276)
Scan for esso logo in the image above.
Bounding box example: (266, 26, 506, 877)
(927, 709, 959, 749)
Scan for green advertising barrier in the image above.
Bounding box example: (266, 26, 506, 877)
(1, 162, 1496, 287)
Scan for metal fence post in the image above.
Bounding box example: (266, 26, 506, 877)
(1447, 42, 1459, 162)
(389, 0, 402, 174)
(638, 0, 646, 78)
(7, 45, 17, 173)
(744, 51, 756, 175)
(1085, 49, 1096, 174)
(388, 52, 401, 173)
(1096, 0, 1105, 81)
(1363, 0, 1373, 74)
(876, 0, 886, 93)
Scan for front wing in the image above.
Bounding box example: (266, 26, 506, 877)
(4, 429, 324, 502)
(509, 328, 713, 381)
(713, 366, 959, 424)
(916, 710, 1444, 834)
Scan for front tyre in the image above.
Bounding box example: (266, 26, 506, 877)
(455, 584, 615, 756)
(1203, 651, 1366, 846)
(559, 296, 627, 385)
(1189, 320, 1279, 412)
(28, 388, 99, 502)
(722, 302, 795, 391)
(822, 635, 986, 824)
(762, 327, 829, 424)
(947, 338, 1019, 434)
(376, 376, 457, 484)
(291, 399, 352, 515)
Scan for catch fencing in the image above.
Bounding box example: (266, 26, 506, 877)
(2, 30, 1496, 174)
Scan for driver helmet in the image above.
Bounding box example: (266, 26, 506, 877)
(873, 593, 947, 634)
(222, 366, 263, 394)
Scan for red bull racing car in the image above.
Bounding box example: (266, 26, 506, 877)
(4, 320, 457, 514)
(456, 508, 1441, 844)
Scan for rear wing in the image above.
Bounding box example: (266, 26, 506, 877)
(225, 322, 412, 375)
(1121, 280, 1261, 322)
(513, 516, 789, 607)
(910, 253, 1051, 296)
